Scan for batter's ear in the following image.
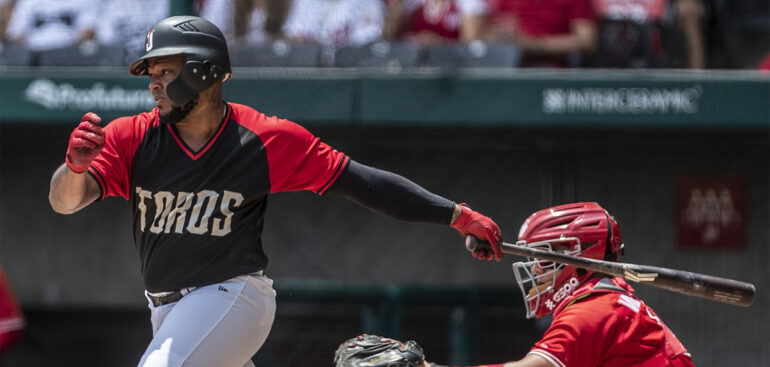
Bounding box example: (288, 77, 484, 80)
(222, 73, 232, 83)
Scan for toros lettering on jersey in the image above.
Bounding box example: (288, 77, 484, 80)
(135, 187, 245, 237)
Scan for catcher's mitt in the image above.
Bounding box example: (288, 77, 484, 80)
(334, 334, 425, 367)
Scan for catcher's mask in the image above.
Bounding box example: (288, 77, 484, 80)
(129, 15, 231, 106)
(512, 202, 623, 319)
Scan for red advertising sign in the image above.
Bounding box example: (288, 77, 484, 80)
(676, 174, 746, 249)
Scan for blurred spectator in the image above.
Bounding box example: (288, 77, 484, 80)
(383, 0, 488, 46)
(0, 0, 14, 41)
(671, 0, 705, 69)
(590, 0, 705, 69)
(3, 0, 97, 52)
(282, 0, 384, 47)
(0, 267, 24, 354)
(199, 0, 289, 46)
(95, 0, 169, 65)
(593, 0, 667, 21)
(590, 0, 667, 68)
(483, 0, 598, 67)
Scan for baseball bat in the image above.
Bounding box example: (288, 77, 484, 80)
(466, 236, 755, 307)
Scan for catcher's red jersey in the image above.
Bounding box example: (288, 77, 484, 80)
(529, 277, 693, 367)
(88, 102, 348, 292)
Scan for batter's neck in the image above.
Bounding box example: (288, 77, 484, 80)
(173, 102, 227, 152)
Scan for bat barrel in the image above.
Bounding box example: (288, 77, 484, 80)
(467, 237, 757, 307)
(630, 265, 756, 307)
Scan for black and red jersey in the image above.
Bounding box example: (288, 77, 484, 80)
(88, 102, 349, 292)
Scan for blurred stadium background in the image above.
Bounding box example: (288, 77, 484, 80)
(0, 0, 768, 366)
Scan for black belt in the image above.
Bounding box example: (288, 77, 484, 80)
(146, 271, 264, 307)
(148, 291, 183, 307)
(147, 287, 196, 307)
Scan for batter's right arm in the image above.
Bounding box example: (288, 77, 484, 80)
(49, 112, 104, 214)
(49, 163, 101, 214)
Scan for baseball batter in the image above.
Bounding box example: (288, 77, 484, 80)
(335, 203, 695, 367)
(47, 16, 503, 367)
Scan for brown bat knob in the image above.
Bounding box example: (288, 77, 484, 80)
(465, 235, 492, 253)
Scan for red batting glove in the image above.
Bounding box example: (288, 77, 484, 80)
(451, 204, 503, 261)
(65, 112, 104, 174)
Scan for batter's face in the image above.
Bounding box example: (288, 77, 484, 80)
(147, 54, 185, 115)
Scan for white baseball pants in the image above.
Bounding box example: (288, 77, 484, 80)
(138, 272, 277, 367)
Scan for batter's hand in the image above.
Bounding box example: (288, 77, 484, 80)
(66, 112, 104, 173)
(451, 204, 503, 261)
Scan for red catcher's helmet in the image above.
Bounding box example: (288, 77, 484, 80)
(512, 202, 623, 318)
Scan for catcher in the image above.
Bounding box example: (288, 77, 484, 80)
(336, 202, 694, 367)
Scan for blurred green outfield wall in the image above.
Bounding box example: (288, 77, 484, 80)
(1, 68, 768, 127)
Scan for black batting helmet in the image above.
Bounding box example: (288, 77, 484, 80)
(129, 15, 231, 106)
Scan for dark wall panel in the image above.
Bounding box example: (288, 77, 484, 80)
(1, 123, 767, 366)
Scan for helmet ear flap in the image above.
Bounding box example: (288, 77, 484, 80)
(200, 60, 226, 82)
(167, 59, 226, 106)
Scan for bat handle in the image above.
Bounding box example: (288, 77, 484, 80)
(465, 235, 492, 253)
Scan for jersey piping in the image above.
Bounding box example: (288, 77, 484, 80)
(166, 105, 232, 160)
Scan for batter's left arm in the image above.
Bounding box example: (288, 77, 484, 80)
(326, 159, 456, 224)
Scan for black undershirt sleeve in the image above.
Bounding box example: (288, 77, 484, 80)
(326, 159, 456, 225)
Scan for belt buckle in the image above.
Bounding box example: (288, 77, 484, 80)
(149, 290, 184, 307)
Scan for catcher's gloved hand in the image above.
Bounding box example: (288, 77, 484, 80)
(66, 112, 104, 173)
(334, 334, 425, 367)
(451, 204, 503, 261)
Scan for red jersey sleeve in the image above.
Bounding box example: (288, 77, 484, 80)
(261, 116, 348, 194)
(88, 110, 158, 200)
(230, 103, 348, 195)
